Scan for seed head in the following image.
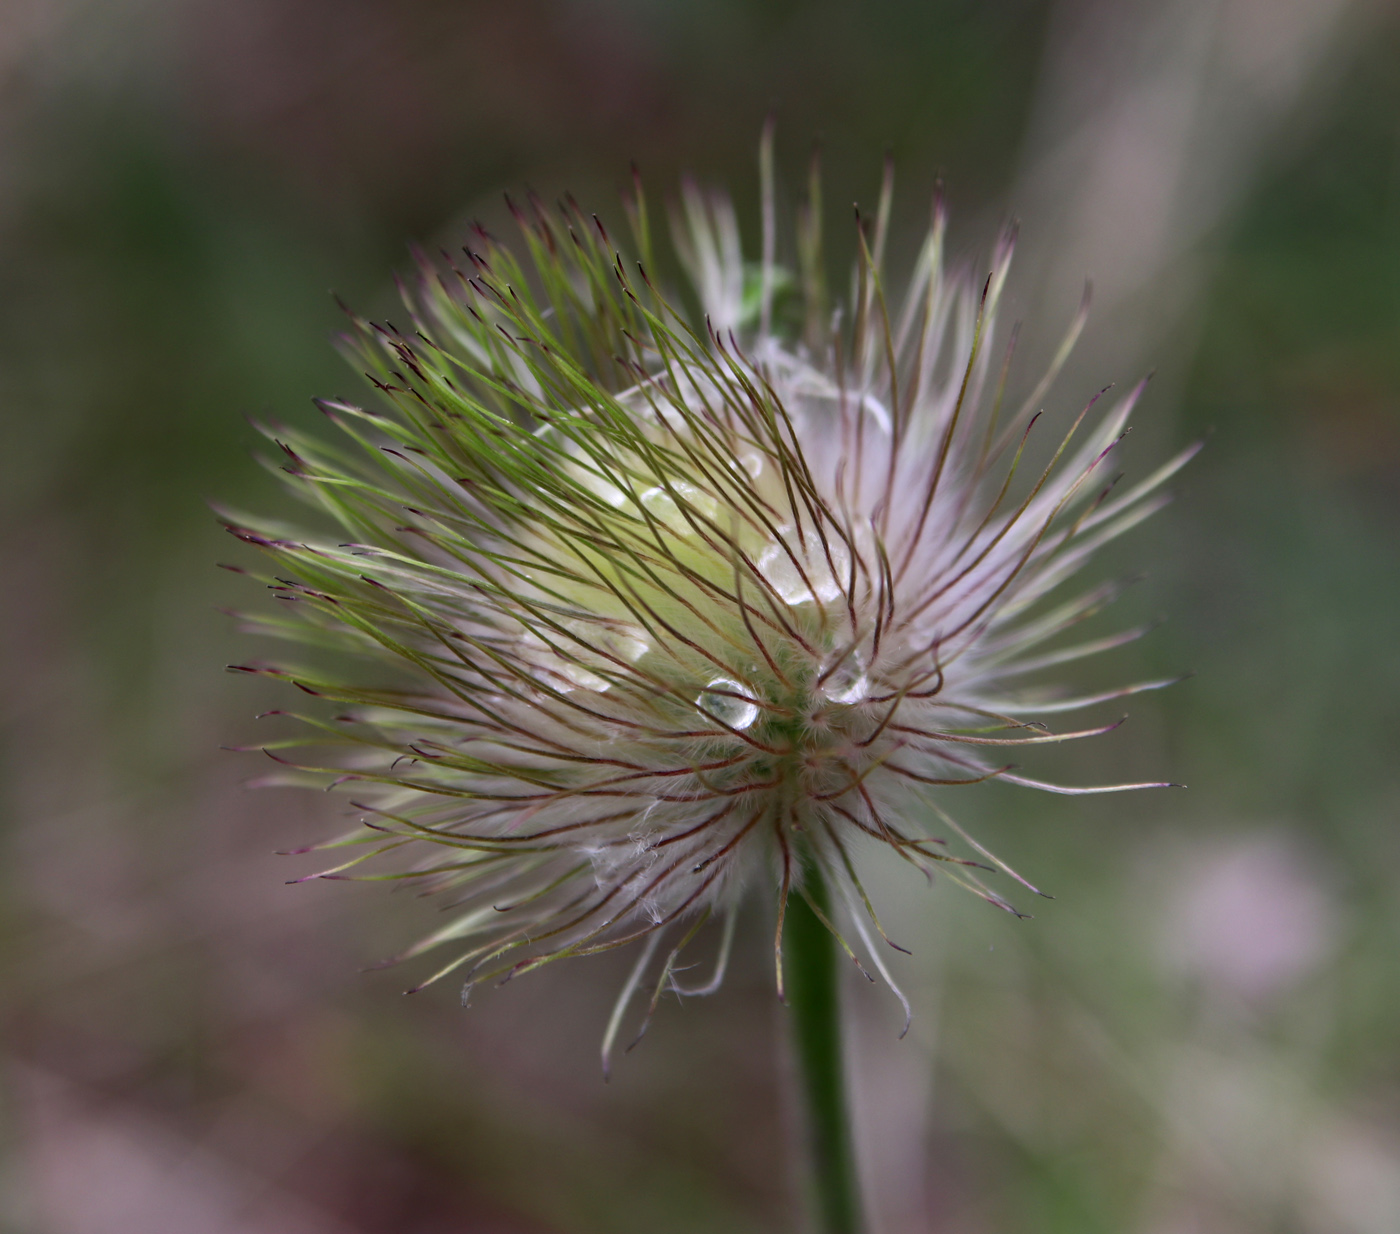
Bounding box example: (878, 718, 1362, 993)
(225, 138, 1194, 1055)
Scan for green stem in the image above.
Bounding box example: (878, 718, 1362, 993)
(786, 866, 863, 1234)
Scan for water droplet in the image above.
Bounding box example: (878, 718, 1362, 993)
(562, 663, 608, 691)
(696, 677, 759, 730)
(604, 625, 650, 664)
(734, 450, 764, 478)
(565, 620, 650, 669)
(757, 537, 848, 605)
(640, 482, 716, 533)
(820, 659, 869, 705)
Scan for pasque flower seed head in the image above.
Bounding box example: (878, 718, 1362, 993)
(224, 137, 1193, 1059)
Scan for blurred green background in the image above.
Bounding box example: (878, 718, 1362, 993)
(2, 1, 1398, 1231)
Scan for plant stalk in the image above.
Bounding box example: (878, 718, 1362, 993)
(786, 866, 863, 1234)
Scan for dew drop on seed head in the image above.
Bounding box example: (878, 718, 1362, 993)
(820, 661, 869, 705)
(640, 482, 716, 534)
(696, 677, 759, 730)
(757, 538, 847, 605)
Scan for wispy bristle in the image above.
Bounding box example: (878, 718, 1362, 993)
(228, 140, 1188, 1054)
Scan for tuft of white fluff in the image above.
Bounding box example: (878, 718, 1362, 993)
(225, 139, 1194, 1060)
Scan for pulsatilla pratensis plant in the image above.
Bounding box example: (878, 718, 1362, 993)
(224, 137, 1191, 1229)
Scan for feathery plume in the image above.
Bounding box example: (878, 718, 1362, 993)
(224, 137, 1194, 1062)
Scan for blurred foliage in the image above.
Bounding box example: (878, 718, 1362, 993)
(1175, 17, 1400, 832)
